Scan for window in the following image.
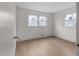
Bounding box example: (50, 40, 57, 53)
(28, 15, 47, 27)
(28, 15, 38, 26)
(39, 16, 47, 26)
(65, 13, 76, 27)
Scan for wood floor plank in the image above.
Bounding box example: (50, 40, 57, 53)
(16, 37, 76, 56)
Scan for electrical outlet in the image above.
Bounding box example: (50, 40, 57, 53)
(41, 34, 44, 36)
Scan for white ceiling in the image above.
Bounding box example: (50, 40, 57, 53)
(16, 2, 76, 13)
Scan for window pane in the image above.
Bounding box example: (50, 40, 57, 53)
(28, 15, 38, 26)
(39, 16, 47, 26)
(65, 13, 76, 27)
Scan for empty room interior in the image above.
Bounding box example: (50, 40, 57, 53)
(15, 2, 76, 56)
(0, 2, 77, 56)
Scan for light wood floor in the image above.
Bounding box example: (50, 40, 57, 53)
(16, 37, 76, 56)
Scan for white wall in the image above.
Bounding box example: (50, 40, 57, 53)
(16, 7, 54, 41)
(16, 7, 76, 43)
(53, 7, 76, 42)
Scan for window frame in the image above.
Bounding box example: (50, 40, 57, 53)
(28, 15, 47, 27)
(38, 16, 47, 27)
(28, 15, 38, 27)
(64, 13, 76, 27)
